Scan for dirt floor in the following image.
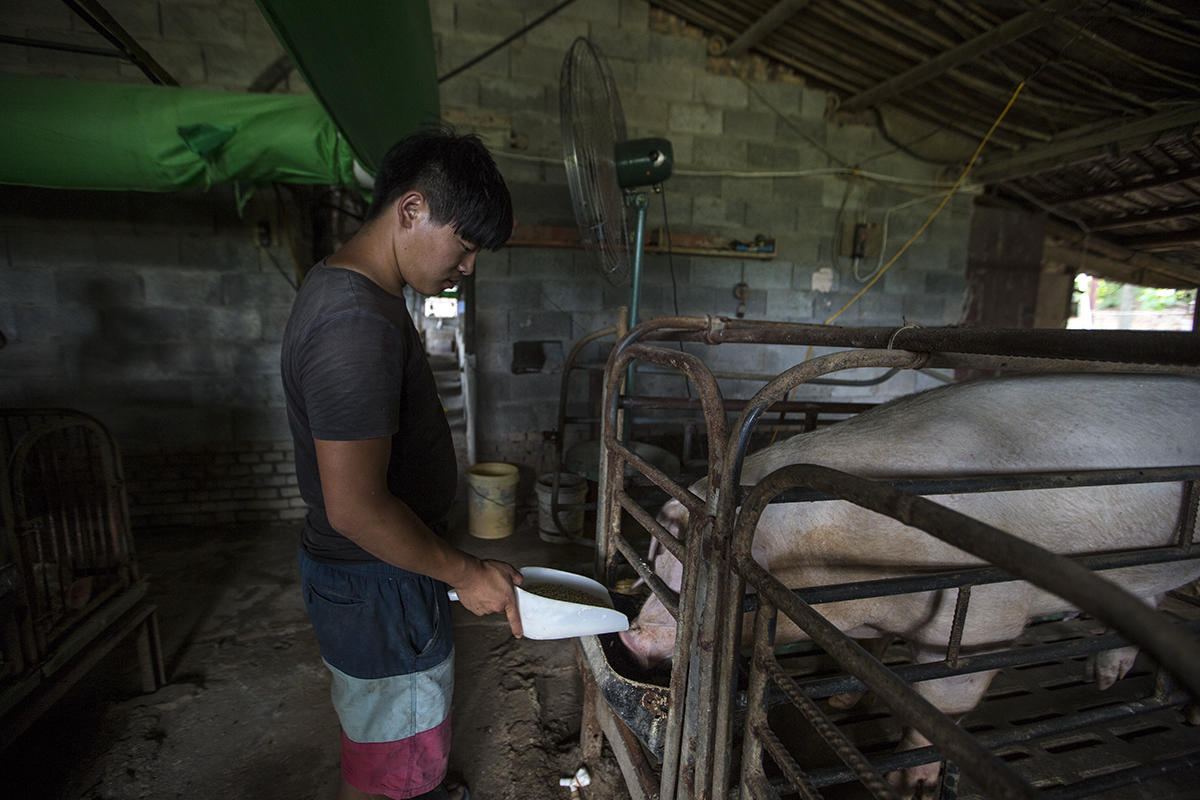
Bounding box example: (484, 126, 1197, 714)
(1, 498, 634, 800)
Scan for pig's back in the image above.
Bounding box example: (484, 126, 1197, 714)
(744, 373, 1200, 482)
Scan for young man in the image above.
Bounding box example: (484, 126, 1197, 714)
(281, 128, 520, 800)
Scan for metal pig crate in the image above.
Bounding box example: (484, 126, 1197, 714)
(578, 317, 1200, 800)
(0, 409, 164, 748)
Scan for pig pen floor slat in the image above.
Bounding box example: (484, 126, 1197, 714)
(762, 610, 1200, 799)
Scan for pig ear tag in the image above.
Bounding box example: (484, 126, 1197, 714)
(448, 567, 629, 640)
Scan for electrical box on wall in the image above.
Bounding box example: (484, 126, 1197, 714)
(840, 221, 883, 259)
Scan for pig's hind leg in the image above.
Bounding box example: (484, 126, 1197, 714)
(1084, 593, 1160, 690)
(889, 645, 1002, 799)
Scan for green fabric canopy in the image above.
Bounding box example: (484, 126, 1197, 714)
(0, 2, 439, 193)
(0, 74, 358, 192)
(254, 0, 441, 173)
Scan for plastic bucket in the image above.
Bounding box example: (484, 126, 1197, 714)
(535, 472, 588, 540)
(466, 462, 519, 539)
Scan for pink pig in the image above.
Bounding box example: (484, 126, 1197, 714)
(619, 373, 1200, 794)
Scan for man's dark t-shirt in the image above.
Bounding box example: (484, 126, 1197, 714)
(280, 263, 456, 563)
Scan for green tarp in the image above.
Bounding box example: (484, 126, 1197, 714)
(0, 2, 440, 193)
(254, 0, 441, 173)
(0, 74, 358, 192)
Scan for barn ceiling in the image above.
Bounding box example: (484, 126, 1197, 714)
(653, 0, 1200, 288)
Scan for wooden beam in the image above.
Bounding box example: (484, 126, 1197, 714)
(1050, 167, 1200, 208)
(1113, 230, 1200, 252)
(972, 104, 1200, 183)
(1090, 205, 1200, 232)
(60, 0, 177, 86)
(1042, 219, 1200, 288)
(724, 0, 814, 58)
(839, 0, 1080, 112)
(1043, 243, 1200, 288)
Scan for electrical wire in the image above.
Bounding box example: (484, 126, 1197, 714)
(659, 184, 692, 400)
(822, 80, 1027, 328)
(765, 79, 1028, 447)
(493, 150, 980, 192)
(438, 0, 580, 83)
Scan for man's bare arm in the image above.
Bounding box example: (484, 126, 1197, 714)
(314, 436, 523, 636)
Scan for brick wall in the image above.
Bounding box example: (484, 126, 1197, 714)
(124, 440, 303, 530)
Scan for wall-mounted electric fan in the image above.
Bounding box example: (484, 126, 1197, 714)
(543, 38, 678, 547)
(560, 36, 673, 326)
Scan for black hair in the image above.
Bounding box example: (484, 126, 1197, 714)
(365, 126, 514, 251)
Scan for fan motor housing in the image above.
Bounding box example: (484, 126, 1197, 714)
(615, 138, 673, 188)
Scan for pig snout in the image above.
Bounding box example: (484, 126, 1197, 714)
(619, 585, 679, 670)
(618, 623, 674, 671)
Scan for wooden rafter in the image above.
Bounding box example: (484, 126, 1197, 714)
(1049, 166, 1200, 208)
(723, 0, 814, 58)
(973, 105, 1200, 183)
(839, 0, 1081, 112)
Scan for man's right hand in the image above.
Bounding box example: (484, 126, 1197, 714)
(452, 558, 524, 638)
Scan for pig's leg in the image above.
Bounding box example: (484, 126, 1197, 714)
(1086, 645, 1140, 690)
(1084, 593, 1159, 690)
(888, 645, 1001, 798)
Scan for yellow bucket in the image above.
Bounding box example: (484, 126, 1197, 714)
(466, 462, 519, 539)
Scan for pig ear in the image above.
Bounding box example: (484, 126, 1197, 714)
(655, 499, 688, 539)
(653, 551, 685, 592)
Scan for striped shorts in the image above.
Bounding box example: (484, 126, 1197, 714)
(299, 549, 455, 799)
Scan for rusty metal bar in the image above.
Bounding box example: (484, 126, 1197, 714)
(611, 501, 680, 621)
(804, 691, 1193, 789)
(748, 544, 1200, 610)
(600, 338, 730, 800)
(1179, 479, 1199, 550)
(618, 492, 686, 563)
(736, 559, 1037, 799)
(755, 465, 1200, 506)
(945, 585, 971, 667)
(753, 722, 823, 800)
(550, 326, 619, 538)
(1041, 751, 1200, 800)
(778, 618, 1200, 701)
(710, 347, 926, 796)
(731, 463, 1200, 799)
(923, 351, 1200, 377)
(621, 396, 876, 415)
(743, 465, 1200, 698)
(711, 349, 928, 796)
(610, 439, 700, 514)
(744, 772, 778, 800)
(739, 585, 776, 800)
(762, 658, 901, 799)
(616, 316, 1200, 366)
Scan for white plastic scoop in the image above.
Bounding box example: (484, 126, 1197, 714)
(448, 566, 629, 640)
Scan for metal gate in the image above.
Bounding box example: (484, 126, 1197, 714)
(0, 409, 164, 748)
(579, 317, 1200, 800)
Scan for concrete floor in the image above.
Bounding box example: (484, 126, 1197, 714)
(1, 497, 632, 800)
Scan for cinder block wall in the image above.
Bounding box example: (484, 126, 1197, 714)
(0, 185, 305, 528)
(433, 1, 971, 464)
(0, 0, 974, 527)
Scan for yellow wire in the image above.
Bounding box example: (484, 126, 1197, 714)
(770, 80, 1027, 444)
(821, 80, 1026, 330)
